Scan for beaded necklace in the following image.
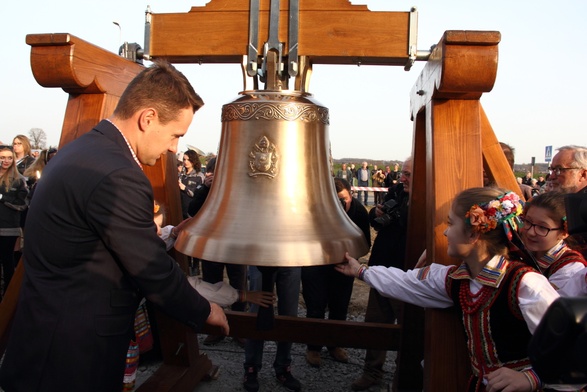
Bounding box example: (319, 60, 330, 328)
(459, 282, 495, 315)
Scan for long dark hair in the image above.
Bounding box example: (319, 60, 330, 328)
(0, 145, 21, 189)
(523, 191, 576, 248)
(183, 150, 202, 173)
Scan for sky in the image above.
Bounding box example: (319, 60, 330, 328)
(1, 1, 586, 164)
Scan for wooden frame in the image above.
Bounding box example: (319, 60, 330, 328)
(0, 3, 523, 391)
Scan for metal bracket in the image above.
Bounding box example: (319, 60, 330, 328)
(288, 0, 300, 77)
(261, 0, 284, 84)
(404, 7, 419, 71)
(247, 0, 260, 77)
(404, 7, 432, 71)
(143, 6, 152, 61)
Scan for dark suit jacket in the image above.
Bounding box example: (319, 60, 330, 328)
(0, 121, 211, 391)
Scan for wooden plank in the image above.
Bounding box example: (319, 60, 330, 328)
(392, 110, 428, 391)
(408, 31, 503, 391)
(418, 98, 482, 392)
(480, 105, 524, 199)
(410, 30, 500, 119)
(27, 33, 144, 148)
(26, 33, 143, 95)
(148, 0, 410, 65)
(201, 311, 401, 350)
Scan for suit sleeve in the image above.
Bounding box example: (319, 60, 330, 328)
(86, 167, 211, 330)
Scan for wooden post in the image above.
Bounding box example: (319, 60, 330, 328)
(408, 30, 511, 391)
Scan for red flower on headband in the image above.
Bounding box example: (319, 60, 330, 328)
(464, 192, 523, 234)
(466, 205, 497, 233)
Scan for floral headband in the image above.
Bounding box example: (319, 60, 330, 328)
(465, 191, 523, 238)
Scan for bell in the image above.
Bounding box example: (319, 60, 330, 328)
(175, 90, 369, 267)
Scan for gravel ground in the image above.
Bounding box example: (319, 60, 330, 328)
(135, 249, 399, 392)
(136, 333, 396, 392)
(135, 317, 396, 392)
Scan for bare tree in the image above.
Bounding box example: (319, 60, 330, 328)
(28, 128, 47, 149)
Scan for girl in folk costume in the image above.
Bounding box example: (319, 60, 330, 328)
(336, 187, 559, 391)
(518, 191, 587, 295)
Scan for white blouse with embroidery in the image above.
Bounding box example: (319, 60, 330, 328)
(363, 255, 559, 333)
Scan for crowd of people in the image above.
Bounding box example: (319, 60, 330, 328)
(1, 60, 586, 392)
(0, 135, 57, 300)
(339, 161, 402, 206)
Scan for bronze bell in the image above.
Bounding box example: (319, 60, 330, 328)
(175, 90, 369, 266)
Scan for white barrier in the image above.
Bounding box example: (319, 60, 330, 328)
(351, 186, 389, 192)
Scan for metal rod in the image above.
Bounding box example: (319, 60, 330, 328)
(143, 6, 152, 60)
(247, 0, 260, 77)
(288, 0, 299, 77)
(261, 0, 284, 82)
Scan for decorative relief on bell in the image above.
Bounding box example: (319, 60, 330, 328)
(222, 102, 329, 125)
(249, 135, 279, 178)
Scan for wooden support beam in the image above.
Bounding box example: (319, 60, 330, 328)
(409, 30, 501, 392)
(26, 33, 144, 148)
(202, 310, 401, 350)
(147, 0, 411, 65)
(480, 105, 526, 198)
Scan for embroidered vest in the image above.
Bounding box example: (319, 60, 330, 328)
(543, 248, 587, 278)
(446, 262, 535, 378)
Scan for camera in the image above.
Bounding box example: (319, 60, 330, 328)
(372, 199, 401, 230)
(339, 197, 347, 210)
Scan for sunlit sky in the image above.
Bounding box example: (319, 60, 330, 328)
(2, 1, 585, 163)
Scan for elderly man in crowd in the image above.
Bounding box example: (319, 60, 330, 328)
(549, 145, 587, 194)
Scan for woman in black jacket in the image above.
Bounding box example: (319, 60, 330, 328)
(0, 144, 28, 298)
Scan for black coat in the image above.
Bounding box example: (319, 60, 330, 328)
(347, 196, 371, 246)
(0, 120, 211, 391)
(368, 183, 409, 269)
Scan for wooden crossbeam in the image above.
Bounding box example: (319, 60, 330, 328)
(147, 0, 412, 65)
(202, 310, 401, 350)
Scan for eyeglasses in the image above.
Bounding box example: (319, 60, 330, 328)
(519, 216, 562, 237)
(548, 166, 584, 176)
(0, 156, 14, 161)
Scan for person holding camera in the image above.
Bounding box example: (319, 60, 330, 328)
(371, 166, 386, 205)
(349, 158, 412, 391)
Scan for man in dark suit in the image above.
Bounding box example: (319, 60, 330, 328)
(0, 61, 229, 391)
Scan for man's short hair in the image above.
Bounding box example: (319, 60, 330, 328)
(557, 145, 587, 169)
(205, 157, 217, 174)
(499, 142, 515, 170)
(114, 60, 204, 124)
(334, 177, 352, 193)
